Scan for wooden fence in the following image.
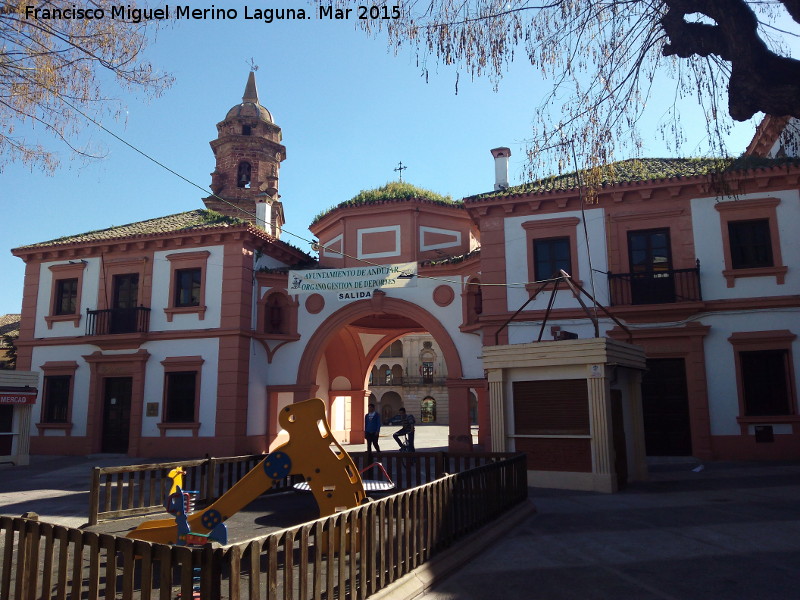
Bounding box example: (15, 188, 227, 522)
(4, 454, 527, 599)
(89, 455, 296, 526)
(89, 451, 515, 526)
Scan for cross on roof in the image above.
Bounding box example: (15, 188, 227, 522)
(394, 161, 407, 182)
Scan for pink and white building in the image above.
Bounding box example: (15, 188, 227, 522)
(10, 75, 800, 487)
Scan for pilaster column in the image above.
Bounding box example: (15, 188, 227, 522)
(16, 405, 32, 466)
(474, 384, 491, 450)
(587, 365, 615, 492)
(627, 369, 648, 481)
(487, 369, 506, 452)
(348, 389, 371, 445)
(445, 380, 473, 452)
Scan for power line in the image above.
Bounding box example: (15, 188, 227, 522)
(50, 88, 558, 291)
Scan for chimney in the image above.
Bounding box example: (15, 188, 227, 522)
(256, 198, 272, 235)
(491, 147, 511, 191)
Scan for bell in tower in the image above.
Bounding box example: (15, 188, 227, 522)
(204, 71, 286, 236)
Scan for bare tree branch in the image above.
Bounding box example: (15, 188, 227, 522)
(0, 1, 173, 173)
(332, 0, 800, 178)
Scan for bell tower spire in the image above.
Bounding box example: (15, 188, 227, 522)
(204, 71, 286, 237)
(242, 70, 259, 103)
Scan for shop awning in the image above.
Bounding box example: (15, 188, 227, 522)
(0, 389, 38, 405)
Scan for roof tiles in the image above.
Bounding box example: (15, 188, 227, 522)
(15, 210, 247, 250)
(469, 156, 800, 201)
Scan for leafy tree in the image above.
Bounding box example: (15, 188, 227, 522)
(0, 334, 16, 370)
(0, 1, 172, 172)
(341, 0, 800, 174)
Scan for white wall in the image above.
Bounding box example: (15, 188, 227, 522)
(269, 274, 484, 385)
(691, 190, 800, 300)
(29, 344, 97, 436)
(700, 311, 800, 436)
(506, 317, 617, 345)
(150, 245, 225, 331)
(140, 338, 220, 437)
(34, 258, 101, 338)
(504, 208, 609, 313)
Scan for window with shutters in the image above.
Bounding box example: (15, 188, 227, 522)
(512, 379, 589, 435)
(45, 262, 87, 329)
(715, 198, 786, 287)
(164, 251, 210, 322)
(522, 217, 581, 294)
(729, 330, 798, 432)
(36, 361, 78, 433)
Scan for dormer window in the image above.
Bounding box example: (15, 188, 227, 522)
(242, 124, 252, 136)
(237, 161, 252, 188)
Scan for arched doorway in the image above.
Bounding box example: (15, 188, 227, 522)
(380, 391, 403, 424)
(421, 396, 437, 423)
(294, 294, 474, 450)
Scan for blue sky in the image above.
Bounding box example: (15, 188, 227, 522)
(0, 8, 770, 315)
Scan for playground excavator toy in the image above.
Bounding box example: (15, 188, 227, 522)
(126, 397, 366, 545)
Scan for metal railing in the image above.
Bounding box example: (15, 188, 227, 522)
(85, 306, 151, 335)
(608, 262, 702, 306)
(371, 376, 447, 387)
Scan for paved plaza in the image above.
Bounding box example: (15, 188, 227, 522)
(3, 427, 800, 599)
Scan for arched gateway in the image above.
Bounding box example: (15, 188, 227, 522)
(288, 295, 484, 450)
(259, 178, 488, 453)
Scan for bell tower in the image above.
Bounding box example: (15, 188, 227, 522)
(204, 71, 286, 236)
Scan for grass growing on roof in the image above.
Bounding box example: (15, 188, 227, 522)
(312, 182, 459, 224)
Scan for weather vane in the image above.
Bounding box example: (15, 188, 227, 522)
(247, 58, 259, 72)
(394, 161, 407, 182)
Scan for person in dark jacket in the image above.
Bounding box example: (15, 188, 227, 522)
(392, 407, 415, 451)
(364, 403, 381, 461)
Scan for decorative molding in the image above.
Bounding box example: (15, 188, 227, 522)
(729, 330, 798, 434)
(164, 250, 210, 322)
(357, 225, 401, 259)
(521, 216, 582, 291)
(610, 208, 685, 222)
(321, 233, 344, 259)
(45, 261, 87, 329)
(432, 285, 455, 307)
(521, 217, 580, 231)
(715, 197, 785, 288)
(305, 293, 325, 314)
(420, 226, 462, 252)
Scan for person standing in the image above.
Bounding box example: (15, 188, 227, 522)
(364, 403, 381, 462)
(392, 407, 416, 451)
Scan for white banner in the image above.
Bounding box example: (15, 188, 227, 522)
(288, 263, 417, 298)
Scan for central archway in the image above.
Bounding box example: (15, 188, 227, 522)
(297, 296, 464, 384)
(295, 294, 472, 449)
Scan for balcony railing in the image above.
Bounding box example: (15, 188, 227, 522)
(86, 307, 150, 336)
(370, 376, 447, 387)
(608, 262, 702, 306)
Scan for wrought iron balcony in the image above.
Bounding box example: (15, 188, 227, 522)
(370, 376, 447, 387)
(86, 307, 151, 336)
(608, 262, 702, 306)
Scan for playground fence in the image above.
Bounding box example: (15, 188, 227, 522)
(3, 453, 527, 599)
(88, 451, 515, 526)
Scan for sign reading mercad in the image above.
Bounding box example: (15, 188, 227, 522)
(288, 263, 417, 301)
(0, 391, 37, 405)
